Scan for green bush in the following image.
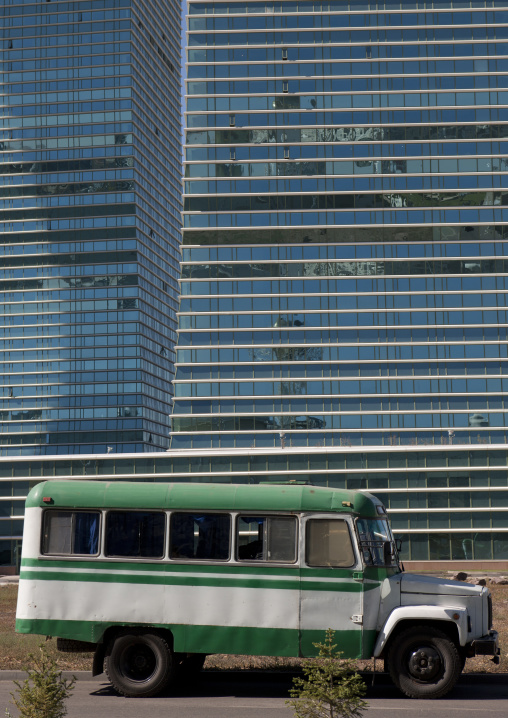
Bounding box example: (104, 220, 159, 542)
(287, 629, 367, 718)
(6, 643, 75, 718)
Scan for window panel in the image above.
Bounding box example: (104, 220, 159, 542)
(106, 511, 165, 559)
(42, 510, 100, 556)
(237, 515, 297, 562)
(170, 512, 230, 560)
(305, 518, 354, 567)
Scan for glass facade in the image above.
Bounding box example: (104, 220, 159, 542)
(163, 0, 508, 563)
(173, 0, 508, 450)
(0, 0, 181, 454)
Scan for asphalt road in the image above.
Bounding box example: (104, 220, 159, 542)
(1, 671, 507, 718)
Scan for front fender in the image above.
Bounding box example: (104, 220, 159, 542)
(373, 605, 468, 657)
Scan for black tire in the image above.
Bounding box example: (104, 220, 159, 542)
(386, 626, 461, 699)
(105, 631, 175, 697)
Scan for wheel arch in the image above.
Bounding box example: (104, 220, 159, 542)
(102, 625, 175, 651)
(374, 607, 467, 658)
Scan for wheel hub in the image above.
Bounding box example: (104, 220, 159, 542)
(122, 645, 157, 681)
(408, 646, 441, 680)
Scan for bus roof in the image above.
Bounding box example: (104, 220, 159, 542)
(26, 480, 382, 518)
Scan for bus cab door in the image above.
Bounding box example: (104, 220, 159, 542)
(299, 515, 363, 659)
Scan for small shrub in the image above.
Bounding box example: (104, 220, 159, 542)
(287, 629, 367, 718)
(6, 642, 75, 718)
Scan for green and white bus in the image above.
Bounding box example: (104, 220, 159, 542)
(16, 480, 499, 699)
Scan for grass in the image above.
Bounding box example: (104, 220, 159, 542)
(1, 583, 506, 673)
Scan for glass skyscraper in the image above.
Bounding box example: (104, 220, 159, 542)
(1, 0, 181, 454)
(175, 0, 508, 452)
(3, 0, 508, 571)
(163, 0, 508, 564)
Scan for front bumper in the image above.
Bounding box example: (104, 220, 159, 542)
(469, 630, 500, 658)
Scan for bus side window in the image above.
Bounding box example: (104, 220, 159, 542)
(169, 513, 230, 560)
(237, 516, 297, 563)
(305, 519, 355, 568)
(105, 511, 165, 559)
(42, 510, 100, 556)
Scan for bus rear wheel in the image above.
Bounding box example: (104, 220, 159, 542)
(105, 631, 175, 697)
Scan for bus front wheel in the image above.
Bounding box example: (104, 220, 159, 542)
(386, 626, 461, 699)
(105, 631, 175, 697)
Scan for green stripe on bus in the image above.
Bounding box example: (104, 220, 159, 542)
(19, 570, 367, 592)
(21, 558, 369, 580)
(16, 618, 372, 659)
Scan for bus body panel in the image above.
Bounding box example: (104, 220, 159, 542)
(18, 482, 384, 659)
(17, 562, 372, 658)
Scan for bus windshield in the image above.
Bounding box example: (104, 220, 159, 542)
(356, 517, 399, 568)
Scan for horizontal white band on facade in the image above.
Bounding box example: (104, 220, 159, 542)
(177, 321, 508, 331)
(185, 105, 508, 117)
(170, 434, 492, 438)
(176, 310, 508, 318)
(187, 6, 508, 13)
(182, 176, 508, 185)
(172, 401, 505, 407)
(182, 224, 505, 235)
(184, 155, 504, 166)
(173, 378, 504, 385)
(176, 297, 508, 307)
(394, 528, 508, 534)
(173, 356, 508, 365)
(0, 444, 505, 460)
(389, 507, 508, 513)
(187, 3, 508, 11)
(173, 390, 505, 398)
(4, 484, 508, 495)
(176, 340, 508, 349)
(170, 427, 494, 435)
(182, 221, 508, 231)
(185, 84, 508, 96)
(184, 142, 508, 152)
(186, 74, 508, 94)
(176, 287, 508, 296)
(171, 409, 504, 417)
(187, 37, 508, 48)
(183, 202, 508, 212)
(183, 191, 508, 199)
(0, 479, 500, 489)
